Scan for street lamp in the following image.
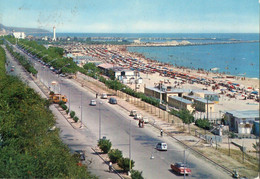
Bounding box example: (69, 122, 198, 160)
(80, 91, 83, 128)
(129, 119, 132, 176)
(51, 81, 57, 93)
(99, 102, 103, 140)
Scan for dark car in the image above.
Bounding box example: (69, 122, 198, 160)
(75, 150, 85, 161)
(109, 97, 117, 104)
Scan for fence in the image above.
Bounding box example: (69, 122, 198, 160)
(117, 90, 182, 124)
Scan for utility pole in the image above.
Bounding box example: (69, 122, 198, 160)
(99, 102, 102, 140)
(80, 91, 83, 128)
(206, 97, 209, 120)
(183, 150, 186, 179)
(129, 119, 132, 175)
(228, 133, 231, 156)
(68, 86, 71, 113)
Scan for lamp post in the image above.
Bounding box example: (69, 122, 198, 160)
(51, 81, 57, 93)
(99, 102, 103, 140)
(80, 91, 83, 128)
(129, 119, 132, 176)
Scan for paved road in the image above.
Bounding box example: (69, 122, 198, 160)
(13, 44, 232, 179)
(4, 44, 120, 179)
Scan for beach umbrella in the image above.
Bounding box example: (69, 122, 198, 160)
(251, 91, 258, 95)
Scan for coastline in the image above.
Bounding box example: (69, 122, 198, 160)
(115, 45, 259, 90)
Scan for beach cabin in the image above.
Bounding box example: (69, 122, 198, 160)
(193, 90, 219, 103)
(193, 98, 214, 113)
(224, 110, 259, 134)
(168, 96, 194, 112)
(144, 86, 166, 102)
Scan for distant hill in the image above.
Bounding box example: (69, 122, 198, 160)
(0, 24, 50, 34)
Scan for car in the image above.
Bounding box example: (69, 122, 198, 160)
(170, 162, 191, 175)
(134, 113, 143, 120)
(155, 142, 167, 151)
(89, 99, 97, 106)
(109, 97, 117, 104)
(75, 150, 85, 161)
(143, 117, 149, 123)
(130, 110, 137, 116)
(101, 93, 108, 99)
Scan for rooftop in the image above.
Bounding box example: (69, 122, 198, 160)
(226, 110, 260, 119)
(169, 96, 193, 104)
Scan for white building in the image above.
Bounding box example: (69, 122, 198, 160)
(12, 32, 26, 39)
(224, 110, 259, 134)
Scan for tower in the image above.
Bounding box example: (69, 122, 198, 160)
(53, 26, 56, 41)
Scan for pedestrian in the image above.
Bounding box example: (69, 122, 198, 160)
(160, 129, 163, 137)
(109, 162, 112, 172)
(96, 93, 98, 98)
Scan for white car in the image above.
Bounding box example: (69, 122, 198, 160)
(156, 142, 167, 151)
(134, 113, 142, 120)
(143, 117, 149, 124)
(101, 93, 108, 99)
(89, 100, 97, 106)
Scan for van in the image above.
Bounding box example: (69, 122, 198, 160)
(156, 142, 167, 151)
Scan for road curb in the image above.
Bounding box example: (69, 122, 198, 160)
(91, 147, 124, 179)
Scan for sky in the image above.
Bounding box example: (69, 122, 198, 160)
(0, 0, 259, 33)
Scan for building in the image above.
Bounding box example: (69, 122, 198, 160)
(144, 86, 192, 102)
(98, 63, 135, 81)
(144, 86, 165, 102)
(168, 96, 194, 112)
(224, 110, 259, 134)
(53, 26, 56, 41)
(12, 32, 26, 39)
(193, 90, 219, 103)
(144, 86, 219, 103)
(183, 95, 214, 113)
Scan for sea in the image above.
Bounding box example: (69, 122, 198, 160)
(33, 33, 259, 78)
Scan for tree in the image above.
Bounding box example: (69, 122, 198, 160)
(131, 170, 144, 179)
(98, 139, 112, 154)
(117, 157, 134, 172)
(108, 149, 122, 163)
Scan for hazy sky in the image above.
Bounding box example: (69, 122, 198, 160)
(0, 0, 259, 33)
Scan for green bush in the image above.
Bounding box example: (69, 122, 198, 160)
(195, 119, 211, 130)
(70, 111, 75, 118)
(73, 116, 79, 123)
(66, 109, 69, 114)
(108, 149, 122, 163)
(98, 139, 112, 154)
(117, 157, 135, 172)
(131, 170, 144, 179)
(58, 100, 65, 106)
(60, 104, 67, 110)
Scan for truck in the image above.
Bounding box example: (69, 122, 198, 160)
(49, 92, 68, 104)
